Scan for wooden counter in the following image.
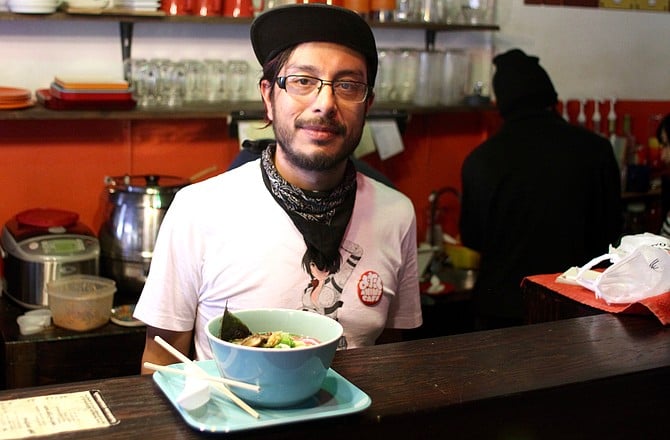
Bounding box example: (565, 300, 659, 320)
(1, 313, 668, 439)
(522, 276, 605, 324)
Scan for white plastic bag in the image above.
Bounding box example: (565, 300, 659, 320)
(575, 233, 670, 304)
(607, 232, 670, 263)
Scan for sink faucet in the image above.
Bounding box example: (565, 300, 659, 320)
(425, 186, 460, 277)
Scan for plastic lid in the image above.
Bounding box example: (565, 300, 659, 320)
(46, 275, 116, 300)
(17, 312, 52, 335)
(105, 174, 189, 194)
(16, 208, 79, 228)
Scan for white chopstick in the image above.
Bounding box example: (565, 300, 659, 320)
(153, 336, 260, 419)
(143, 362, 260, 392)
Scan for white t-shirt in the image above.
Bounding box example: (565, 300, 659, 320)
(134, 160, 422, 360)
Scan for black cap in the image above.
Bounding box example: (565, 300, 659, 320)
(492, 48, 558, 118)
(250, 4, 378, 87)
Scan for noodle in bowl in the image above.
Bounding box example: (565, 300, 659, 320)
(205, 308, 343, 407)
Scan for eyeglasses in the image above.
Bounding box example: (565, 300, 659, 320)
(276, 74, 370, 103)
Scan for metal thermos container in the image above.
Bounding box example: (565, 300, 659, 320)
(98, 174, 189, 304)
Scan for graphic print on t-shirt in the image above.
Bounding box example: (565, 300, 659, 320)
(302, 239, 362, 319)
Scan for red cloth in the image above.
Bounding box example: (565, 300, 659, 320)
(523, 273, 670, 325)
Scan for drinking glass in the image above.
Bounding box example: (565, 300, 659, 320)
(148, 58, 173, 106)
(461, 0, 494, 24)
(123, 58, 148, 105)
(143, 58, 169, 107)
(204, 59, 227, 102)
(164, 61, 187, 107)
(443, 0, 461, 23)
(394, 0, 418, 22)
(376, 49, 396, 102)
(413, 50, 444, 106)
(183, 59, 207, 102)
(440, 49, 470, 105)
(393, 49, 419, 103)
(419, 0, 443, 23)
(369, 0, 395, 22)
(227, 59, 250, 101)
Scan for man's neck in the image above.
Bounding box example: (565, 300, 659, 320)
(273, 148, 347, 192)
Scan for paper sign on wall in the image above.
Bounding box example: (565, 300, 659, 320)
(369, 119, 405, 160)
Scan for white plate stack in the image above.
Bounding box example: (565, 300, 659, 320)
(64, 0, 108, 8)
(112, 0, 159, 11)
(8, 0, 61, 13)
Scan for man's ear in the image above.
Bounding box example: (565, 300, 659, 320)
(259, 79, 274, 122)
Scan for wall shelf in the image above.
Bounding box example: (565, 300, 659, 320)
(0, 101, 495, 121)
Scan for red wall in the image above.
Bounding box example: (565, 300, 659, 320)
(1, 99, 668, 272)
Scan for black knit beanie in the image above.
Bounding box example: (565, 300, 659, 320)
(492, 49, 558, 118)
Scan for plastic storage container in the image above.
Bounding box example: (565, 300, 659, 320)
(46, 275, 116, 331)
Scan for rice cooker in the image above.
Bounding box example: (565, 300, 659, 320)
(0, 208, 100, 309)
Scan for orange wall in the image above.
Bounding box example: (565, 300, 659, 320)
(1, 100, 668, 267)
(0, 119, 239, 237)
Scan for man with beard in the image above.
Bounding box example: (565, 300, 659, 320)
(134, 4, 422, 369)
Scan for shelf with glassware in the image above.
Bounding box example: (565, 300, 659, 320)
(0, 11, 498, 120)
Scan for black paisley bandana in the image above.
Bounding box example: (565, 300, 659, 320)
(260, 144, 357, 276)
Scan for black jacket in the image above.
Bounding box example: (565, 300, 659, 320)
(460, 109, 623, 320)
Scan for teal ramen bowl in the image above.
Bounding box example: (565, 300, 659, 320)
(205, 308, 343, 408)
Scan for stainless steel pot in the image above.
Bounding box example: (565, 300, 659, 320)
(99, 174, 189, 304)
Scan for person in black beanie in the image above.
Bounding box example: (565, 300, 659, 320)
(657, 114, 670, 237)
(459, 48, 623, 330)
(490, 48, 558, 119)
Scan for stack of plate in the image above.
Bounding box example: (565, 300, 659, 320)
(8, 0, 60, 13)
(64, 0, 109, 8)
(112, 0, 159, 11)
(0, 86, 35, 110)
(36, 76, 136, 111)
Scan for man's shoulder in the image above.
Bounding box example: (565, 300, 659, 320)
(559, 124, 616, 153)
(462, 135, 503, 166)
(357, 173, 414, 210)
(179, 161, 262, 199)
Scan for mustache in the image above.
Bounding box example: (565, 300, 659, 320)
(295, 118, 346, 136)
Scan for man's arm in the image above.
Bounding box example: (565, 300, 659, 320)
(140, 326, 194, 374)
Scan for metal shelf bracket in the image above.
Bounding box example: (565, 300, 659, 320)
(425, 29, 436, 51)
(120, 21, 134, 62)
